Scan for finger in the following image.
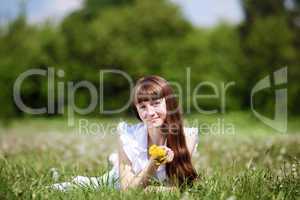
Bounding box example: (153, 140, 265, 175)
(170, 151, 174, 159)
(160, 145, 170, 152)
(159, 156, 167, 162)
(167, 151, 174, 162)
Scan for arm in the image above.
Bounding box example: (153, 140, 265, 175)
(118, 136, 159, 190)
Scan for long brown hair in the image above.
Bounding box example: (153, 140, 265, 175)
(132, 75, 198, 186)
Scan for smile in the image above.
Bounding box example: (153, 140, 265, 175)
(151, 117, 159, 121)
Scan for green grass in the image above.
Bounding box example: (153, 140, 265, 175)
(0, 112, 299, 199)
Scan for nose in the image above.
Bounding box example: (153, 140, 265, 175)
(145, 105, 156, 118)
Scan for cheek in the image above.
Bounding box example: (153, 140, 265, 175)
(137, 109, 147, 120)
(157, 107, 167, 119)
(159, 99, 167, 115)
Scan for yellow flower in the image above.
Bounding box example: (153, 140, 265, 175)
(149, 145, 167, 165)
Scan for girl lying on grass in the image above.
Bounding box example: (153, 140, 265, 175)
(52, 75, 199, 192)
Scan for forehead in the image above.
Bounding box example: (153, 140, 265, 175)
(134, 82, 164, 104)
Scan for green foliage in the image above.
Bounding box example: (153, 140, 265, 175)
(240, 0, 300, 114)
(0, 0, 299, 120)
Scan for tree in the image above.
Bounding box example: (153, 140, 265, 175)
(240, 0, 300, 115)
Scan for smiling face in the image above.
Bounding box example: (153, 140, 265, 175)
(135, 98, 167, 128)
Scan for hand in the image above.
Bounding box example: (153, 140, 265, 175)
(159, 146, 174, 164)
(149, 145, 174, 166)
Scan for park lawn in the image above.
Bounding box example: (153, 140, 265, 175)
(0, 112, 299, 199)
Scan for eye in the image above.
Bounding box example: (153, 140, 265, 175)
(152, 100, 161, 106)
(139, 105, 146, 109)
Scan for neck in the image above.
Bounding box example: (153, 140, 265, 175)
(147, 125, 166, 146)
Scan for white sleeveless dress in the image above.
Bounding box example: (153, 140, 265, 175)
(51, 121, 199, 191)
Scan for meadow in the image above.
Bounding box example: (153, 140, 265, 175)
(0, 112, 299, 200)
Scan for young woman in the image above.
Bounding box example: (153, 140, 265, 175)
(51, 75, 199, 192)
(118, 75, 199, 191)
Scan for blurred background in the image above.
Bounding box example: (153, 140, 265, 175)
(0, 0, 299, 123)
(0, 0, 299, 133)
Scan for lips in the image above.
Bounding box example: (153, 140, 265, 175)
(151, 117, 159, 121)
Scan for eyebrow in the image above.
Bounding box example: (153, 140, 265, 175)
(137, 99, 161, 106)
